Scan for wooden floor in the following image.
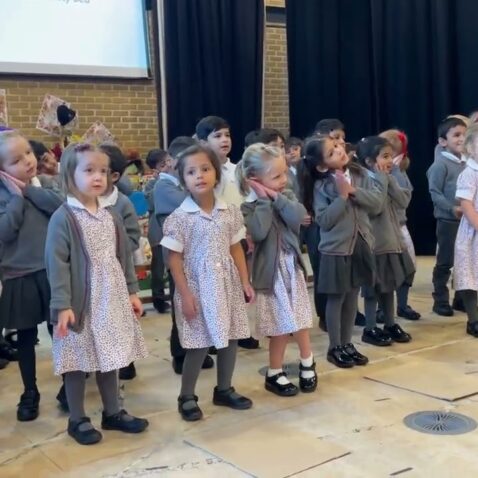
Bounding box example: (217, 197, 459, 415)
(1, 257, 478, 477)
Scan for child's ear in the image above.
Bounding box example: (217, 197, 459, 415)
(438, 137, 448, 148)
(111, 172, 121, 184)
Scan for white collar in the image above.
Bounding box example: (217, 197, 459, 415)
(245, 189, 258, 203)
(67, 195, 108, 210)
(222, 158, 235, 170)
(179, 195, 228, 213)
(30, 176, 42, 188)
(159, 172, 180, 186)
(290, 165, 297, 176)
(442, 151, 466, 164)
(101, 186, 119, 207)
(466, 158, 478, 171)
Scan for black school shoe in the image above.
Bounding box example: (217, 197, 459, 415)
(101, 409, 149, 433)
(343, 343, 369, 366)
(397, 305, 421, 320)
(172, 355, 214, 375)
(433, 302, 454, 317)
(0, 342, 18, 361)
(56, 384, 69, 413)
(355, 311, 366, 327)
(178, 395, 203, 421)
(466, 321, 478, 337)
(213, 386, 253, 409)
(153, 298, 171, 314)
(68, 417, 102, 445)
(265, 372, 299, 396)
(384, 324, 411, 343)
(0, 358, 8, 370)
(362, 327, 392, 347)
(119, 362, 137, 380)
(238, 336, 260, 349)
(327, 346, 355, 368)
(17, 389, 40, 421)
(299, 362, 318, 392)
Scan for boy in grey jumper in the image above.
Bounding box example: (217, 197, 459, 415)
(427, 117, 467, 316)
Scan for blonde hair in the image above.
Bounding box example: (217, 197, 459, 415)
(235, 143, 282, 195)
(59, 142, 104, 196)
(0, 130, 28, 168)
(464, 123, 478, 157)
(448, 114, 471, 127)
(379, 129, 410, 171)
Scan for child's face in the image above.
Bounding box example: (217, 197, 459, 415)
(285, 145, 301, 166)
(207, 128, 231, 162)
(375, 145, 394, 173)
(440, 125, 466, 156)
(329, 129, 346, 147)
(0, 137, 37, 182)
(38, 150, 58, 176)
(259, 155, 288, 193)
(268, 136, 285, 153)
(322, 139, 348, 171)
(74, 151, 109, 199)
(183, 152, 217, 196)
(157, 155, 173, 174)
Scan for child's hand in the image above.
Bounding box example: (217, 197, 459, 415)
(243, 282, 256, 303)
(374, 162, 390, 174)
(129, 294, 143, 319)
(246, 234, 255, 254)
(301, 214, 312, 226)
(453, 206, 463, 219)
(263, 185, 278, 200)
(248, 179, 268, 198)
(335, 171, 354, 199)
(182, 290, 199, 321)
(56, 309, 75, 338)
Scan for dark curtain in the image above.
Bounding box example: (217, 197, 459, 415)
(286, 0, 478, 254)
(163, 0, 264, 161)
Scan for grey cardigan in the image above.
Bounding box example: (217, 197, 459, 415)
(368, 172, 409, 254)
(241, 190, 307, 292)
(45, 204, 139, 332)
(390, 167, 412, 226)
(112, 190, 141, 252)
(313, 169, 382, 255)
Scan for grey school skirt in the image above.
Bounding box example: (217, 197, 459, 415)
(317, 235, 375, 295)
(362, 251, 415, 298)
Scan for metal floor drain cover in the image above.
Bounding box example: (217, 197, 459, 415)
(258, 362, 299, 377)
(403, 411, 477, 435)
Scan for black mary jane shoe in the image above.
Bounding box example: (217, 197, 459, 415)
(68, 417, 102, 445)
(466, 321, 478, 338)
(17, 389, 40, 422)
(362, 327, 392, 347)
(299, 362, 318, 393)
(397, 305, 421, 321)
(433, 302, 454, 317)
(178, 395, 203, 421)
(327, 346, 355, 369)
(384, 324, 411, 343)
(213, 386, 253, 410)
(265, 372, 299, 397)
(0, 341, 18, 361)
(119, 362, 137, 380)
(343, 343, 369, 366)
(102, 409, 149, 433)
(238, 336, 260, 349)
(354, 311, 366, 327)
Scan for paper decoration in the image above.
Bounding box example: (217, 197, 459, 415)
(0, 89, 8, 126)
(81, 121, 115, 144)
(36, 94, 79, 137)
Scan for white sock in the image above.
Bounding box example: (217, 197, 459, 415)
(300, 354, 315, 379)
(267, 368, 290, 385)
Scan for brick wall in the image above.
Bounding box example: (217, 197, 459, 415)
(0, 2, 290, 153)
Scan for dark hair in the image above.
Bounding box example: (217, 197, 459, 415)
(99, 144, 128, 176)
(244, 129, 261, 147)
(314, 118, 345, 135)
(168, 136, 198, 159)
(29, 140, 49, 161)
(437, 117, 467, 140)
(195, 116, 230, 141)
(355, 136, 391, 169)
(285, 136, 303, 149)
(299, 137, 329, 213)
(145, 149, 168, 170)
(255, 128, 285, 145)
(176, 144, 222, 188)
(345, 142, 357, 155)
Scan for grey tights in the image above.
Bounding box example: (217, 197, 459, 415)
(461, 290, 478, 323)
(325, 288, 359, 349)
(365, 291, 394, 329)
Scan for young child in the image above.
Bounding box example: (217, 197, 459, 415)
(238, 143, 317, 395)
(0, 130, 63, 421)
(29, 140, 59, 177)
(154, 136, 214, 375)
(144, 149, 171, 314)
(356, 136, 414, 346)
(45, 143, 148, 445)
(308, 136, 377, 368)
(314, 118, 346, 147)
(427, 117, 467, 316)
(161, 143, 253, 421)
(379, 129, 420, 320)
(285, 136, 303, 199)
(454, 123, 478, 337)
